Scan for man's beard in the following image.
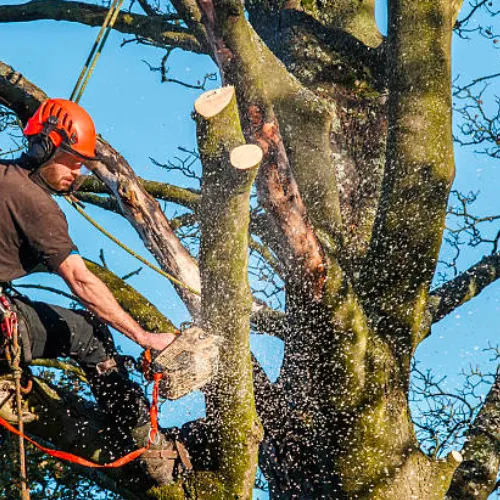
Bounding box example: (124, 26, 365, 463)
(29, 169, 73, 195)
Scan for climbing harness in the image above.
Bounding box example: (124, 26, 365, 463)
(0, 293, 30, 499)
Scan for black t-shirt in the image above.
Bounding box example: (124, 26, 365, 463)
(0, 155, 78, 282)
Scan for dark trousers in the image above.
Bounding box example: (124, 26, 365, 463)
(12, 296, 150, 432)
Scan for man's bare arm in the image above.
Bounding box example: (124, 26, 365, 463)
(57, 254, 175, 351)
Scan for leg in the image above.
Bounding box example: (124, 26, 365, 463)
(12, 296, 150, 431)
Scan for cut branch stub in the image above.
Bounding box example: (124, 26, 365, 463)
(196, 86, 263, 498)
(230, 144, 263, 170)
(194, 86, 235, 118)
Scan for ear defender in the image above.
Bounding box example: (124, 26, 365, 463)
(26, 135, 56, 167)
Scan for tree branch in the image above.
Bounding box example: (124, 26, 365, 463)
(86, 260, 178, 333)
(74, 192, 120, 213)
(136, 0, 157, 17)
(79, 176, 201, 211)
(250, 308, 286, 339)
(362, 0, 455, 336)
(170, 0, 210, 54)
(93, 142, 203, 319)
(430, 252, 500, 324)
(277, 0, 382, 47)
(0, 0, 204, 54)
(447, 367, 500, 500)
(278, 9, 384, 78)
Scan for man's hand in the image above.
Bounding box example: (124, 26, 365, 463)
(140, 332, 177, 352)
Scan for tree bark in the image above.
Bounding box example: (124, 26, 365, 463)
(447, 367, 500, 500)
(196, 86, 263, 499)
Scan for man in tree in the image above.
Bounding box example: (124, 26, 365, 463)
(0, 98, 179, 482)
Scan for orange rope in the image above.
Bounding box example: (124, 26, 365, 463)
(0, 372, 163, 468)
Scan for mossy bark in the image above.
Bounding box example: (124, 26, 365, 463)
(197, 89, 263, 499)
(85, 260, 177, 333)
(362, 0, 455, 339)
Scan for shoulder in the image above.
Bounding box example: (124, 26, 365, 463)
(0, 161, 32, 196)
(0, 163, 62, 215)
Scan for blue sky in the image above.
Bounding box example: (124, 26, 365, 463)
(0, 0, 499, 496)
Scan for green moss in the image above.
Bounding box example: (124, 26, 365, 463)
(345, 0, 382, 47)
(300, 0, 320, 19)
(147, 483, 186, 500)
(85, 260, 177, 333)
(336, 395, 412, 494)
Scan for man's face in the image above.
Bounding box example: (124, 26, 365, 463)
(39, 150, 84, 192)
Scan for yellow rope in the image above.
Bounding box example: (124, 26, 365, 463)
(12, 325, 30, 500)
(64, 196, 201, 296)
(70, 0, 125, 104)
(3, 312, 30, 499)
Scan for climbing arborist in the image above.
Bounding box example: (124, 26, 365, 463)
(0, 98, 185, 482)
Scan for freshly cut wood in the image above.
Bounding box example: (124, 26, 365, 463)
(194, 86, 235, 118)
(230, 144, 263, 170)
(448, 450, 463, 464)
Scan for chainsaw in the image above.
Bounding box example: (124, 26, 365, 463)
(142, 325, 222, 400)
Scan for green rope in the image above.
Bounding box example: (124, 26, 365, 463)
(70, 0, 125, 104)
(64, 196, 201, 296)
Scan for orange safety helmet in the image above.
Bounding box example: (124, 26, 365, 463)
(24, 99, 97, 160)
